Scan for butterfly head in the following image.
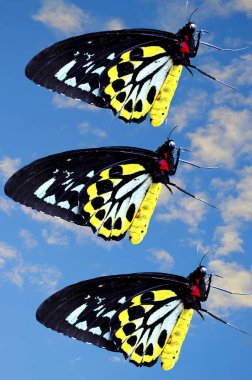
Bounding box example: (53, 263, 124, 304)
(188, 265, 208, 281)
(178, 21, 197, 37)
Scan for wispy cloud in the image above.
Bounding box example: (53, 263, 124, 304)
(0, 156, 20, 181)
(0, 241, 17, 267)
(0, 239, 61, 292)
(32, 0, 125, 35)
(32, 0, 92, 35)
(3, 260, 62, 292)
(208, 259, 252, 309)
(148, 248, 174, 271)
(19, 229, 38, 249)
(52, 94, 98, 111)
(41, 227, 69, 246)
(157, 189, 207, 232)
(0, 196, 15, 214)
(187, 107, 252, 167)
(78, 121, 108, 138)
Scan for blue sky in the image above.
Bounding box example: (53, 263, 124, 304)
(1, 0, 252, 379)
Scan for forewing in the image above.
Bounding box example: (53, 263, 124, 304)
(4, 147, 155, 226)
(25, 29, 176, 108)
(36, 272, 186, 351)
(111, 288, 185, 367)
(100, 44, 174, 124)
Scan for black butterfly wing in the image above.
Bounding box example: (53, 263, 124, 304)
(25, 29, 177, 109)
(4, 146, 156, 227)
(36, 272, 193, 370)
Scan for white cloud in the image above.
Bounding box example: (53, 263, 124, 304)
(110, 356, 122, 363)
(4, 260, 62, 292)
(52, 94, 98, 111)
(41, 227, 69, 246)
(32, 0, 92, 35)
(169, 90, 208, 129)
(0, 241, 17, 267)
(19, 229, 38, 249)
(156, 189, 207, 232)
(208, 260, 252, 309)
(220, 167, 252, 224)
(105, 18, 125, 30)
(214, 224, 244, 256)
(187, 107, 252, 167)
(0, 196, 15, 214)
(21, 206, 117, 249)
(0, 156, 20, 180)
(78, 122, 107, 138)
(148, 248, 174, 271)
(32, 0, 125, 35)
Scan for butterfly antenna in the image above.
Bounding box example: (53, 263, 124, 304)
(168, 182, 218, 209)
(189, 64, 236, 90)
(168, 125, 178, 140)
(199, 251, 210, 266)
(211, 285, 252, 296)
(200, 308, 248, 334)
(188, 7, 198, 22)
(179, 159, 220, 169)
(200, 41, 248, 52)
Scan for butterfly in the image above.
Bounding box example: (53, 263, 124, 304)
(36, 264, 245, 370)
(4, 137, 211, 244)
(25, 21, 205, 127)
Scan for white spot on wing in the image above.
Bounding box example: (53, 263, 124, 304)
(71, 184, 85, 192)
(107, 53, 115, 60)
(86, 170, 94, 178)
(55, 60, 76, 81)
(92, 88, 100, 96)
(58, 200, 71, 209)
(78, 83, 91, 91)
(92, 66, 105, 75)
(66, 304, 87, 324)
(44, 195, 56, 204)
(118, 296, 126, 304)
(89, 326, 102, 335)
(65, 77, 77, 87)
(103, 331, 111, 340)
(34, 178, 55, 199)
(103, 310, 116, 318)
(136, 56, 170, 82)
(76, 320, 88, 330)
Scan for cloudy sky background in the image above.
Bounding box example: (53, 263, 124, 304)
(1, 0, 252, 379)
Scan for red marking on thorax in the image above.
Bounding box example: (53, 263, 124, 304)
(159, 153, 169, 171)
(180, 35, 190, 53)
(190, 279, 201, 298)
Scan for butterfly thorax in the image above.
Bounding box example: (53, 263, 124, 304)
(184, 266, 209, 309)
(174, 21, 198, 63)
(153, 139, 179, 182)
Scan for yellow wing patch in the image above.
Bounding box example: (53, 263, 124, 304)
(113, 289, 184, 367)
(81, 163, 155, 241)
(102, 45, 173, 124)
(150, 65, 183, 127)
(161, 308, 193, 370)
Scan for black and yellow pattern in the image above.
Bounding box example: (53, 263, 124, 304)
(5, 138, 187, 244)
(112, 289, 184, 367)
(36, 266, 216, 371)
(25, 23, 200, 126)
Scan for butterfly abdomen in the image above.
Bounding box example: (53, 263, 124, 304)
(129, 183, 161, 244)
(150, 65, 183, 127)
(161, 308, 193, 370)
